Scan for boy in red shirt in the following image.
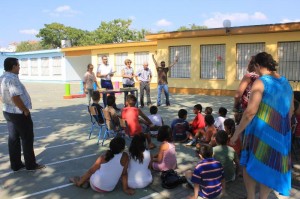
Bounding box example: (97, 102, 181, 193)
(186, 104, 205, 145)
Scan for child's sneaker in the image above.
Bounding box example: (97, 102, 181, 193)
(185, 139, 196, 146)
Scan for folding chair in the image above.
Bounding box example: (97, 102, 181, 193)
(87, 106, 112, 145)
(118, 118, 130, 138)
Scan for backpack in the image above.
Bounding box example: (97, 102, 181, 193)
(161, 169, 187, 189)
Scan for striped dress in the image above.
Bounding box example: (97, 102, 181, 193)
(241, 75, 292, 196)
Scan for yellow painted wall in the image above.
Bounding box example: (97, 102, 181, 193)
(90, 45, 157, 87)
(155, 31, 300, 93)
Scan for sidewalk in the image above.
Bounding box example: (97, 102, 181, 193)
(0, 82, 299, 199)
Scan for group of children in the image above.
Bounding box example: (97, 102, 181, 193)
(71, 91, 242, 199)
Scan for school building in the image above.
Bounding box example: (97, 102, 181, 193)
(1, 22, 300, 96)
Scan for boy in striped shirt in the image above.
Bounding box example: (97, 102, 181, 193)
(186, 144, 225, 199)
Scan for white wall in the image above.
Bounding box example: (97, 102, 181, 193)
(65, 55, 91, 81)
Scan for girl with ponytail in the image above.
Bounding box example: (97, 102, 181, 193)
(69, 137, 134, 195)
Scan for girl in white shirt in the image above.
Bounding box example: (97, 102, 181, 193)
(69, 137, 134, 195)
(128, 134, 153, 188)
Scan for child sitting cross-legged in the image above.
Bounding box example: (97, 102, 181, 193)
(224, 118, 242, 157)
(122, 95, 156, 149)
(171, 109, 192, 143)
(151, 125, 177, 171)
(69, 137, 134, 195)
(147, 105, 164, 137)
(186, 144, 225, 199)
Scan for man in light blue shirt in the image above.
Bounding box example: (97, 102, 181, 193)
(1, 57, 45, 171)
(135, 61, 152, 108)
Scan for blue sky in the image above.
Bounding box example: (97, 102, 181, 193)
(0, 0, 299, 47)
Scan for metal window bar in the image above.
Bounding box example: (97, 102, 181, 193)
(278, 42, 300, 82)
(236, 43, 265, 80)
(52, 56, 62, 76)
(115, 53, 128, 76)
(134, 52, 149, 73)
(41, 57, 50, 76)
(200, 44, 225, 79)
(20, 58, 28, 75)
(169, 46, 191, 78)
(30, 58, 38, 76)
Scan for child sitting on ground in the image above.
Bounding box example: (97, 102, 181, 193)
(147, 105, 164, 137)
(186, 144, 225, 199)
(171, 109, 192, 142)
(213, 130, 240, 182)
(204, 106, 213, 115)
(214, 107, 228, 130)
(69, 137, 134, 195)
(189, 104, 205, 136)
(152, 125, 177, 171)
(122, 95, 156, 149)
(103, 95, 120, 131)
(187, 114, 216, 146)
(128, 134, 153, 189)
(91, 91, 104, 124)
(224, 118, 241, 156)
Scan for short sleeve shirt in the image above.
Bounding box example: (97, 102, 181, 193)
(1, 72, 32, 114)
(122, 67, 135, 85)
(83, 71, 97, 89)
(97, 64, 112, 80)
(157, 67, 169, 85)
(137, 68, 152, 82)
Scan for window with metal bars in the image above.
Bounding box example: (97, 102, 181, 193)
(20, 58, 28, 76)
(236, 43, 265, 80)
(115, 53, 128, 76)
(169, 46, 190, 78)
(30, 58, 38, 76)
(52, 56, 62, 76)
(134, 52, 149, 73)
(200, 44, 225, 79)
(278, 41, 300, 81)
(41, 57, 50, 76)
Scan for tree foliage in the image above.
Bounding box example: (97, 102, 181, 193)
(177, 24, 207, 31)
(16, 41, 44, 52)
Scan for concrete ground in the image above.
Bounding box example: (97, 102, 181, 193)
(0, 82, 299, 199)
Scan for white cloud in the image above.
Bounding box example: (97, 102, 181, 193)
(280, 18, 300, 23)
(203, 12, 268, 28)
(19, 29, 39, 35)
(156, 19, 172, 27)
(47, 5, 79, 17)
(129, 16, 136, 20)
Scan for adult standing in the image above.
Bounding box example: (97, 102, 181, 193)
(233, 56, 259, 123)
(83, 63, 101, 105)
(121, 59, 135, 100)
(96, 56, 119, 110)
(152, 54, 178, 106)
(135, 61, 152, 108)
(230, 52, 293, 198)
(1, 57, 45, 171)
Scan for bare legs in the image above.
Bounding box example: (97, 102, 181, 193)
(243, 167, 271, 199)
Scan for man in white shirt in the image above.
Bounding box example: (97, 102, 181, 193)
(135, 61, 152, 108)
(96, 56, 119, 110)
(1, 57, 45, 171)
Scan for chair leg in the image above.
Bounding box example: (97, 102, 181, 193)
(102, 129, 109, 146)
(97, 126, 103, 145)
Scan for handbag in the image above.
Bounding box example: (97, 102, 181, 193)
(161, 169, 186, 189)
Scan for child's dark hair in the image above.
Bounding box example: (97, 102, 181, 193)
(157, 125, 172, 142)
(92, 91, 100, 101)
(178, 109, 187, 119)
(129, 134, 146, 163)
(196, 144, 213, 159)
(205, 114, 215, 126)
(107, 95, 116, 106)
(215, 130, 228, 145)
(194, 104, 202, 112)
(218, 107, 227, 117)
(205, 107, 213, 115)
(105, 137, 125, 162)
(150, 105, 158, 114)
(126, 95, 137, 106)
(224, 118, 235, 137)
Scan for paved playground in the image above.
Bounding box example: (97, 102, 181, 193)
(0, 82, 299, 199)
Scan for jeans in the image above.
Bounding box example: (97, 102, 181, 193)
(139, 81, 151, 106)
(157, 84, 170, 105)
(3, 111, 37, 170)
(101, 79, 114, 107)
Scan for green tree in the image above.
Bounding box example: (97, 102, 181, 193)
(37, 23, 67, 48)
(16, 41, 44, 52)
(177, 24, 207, 31)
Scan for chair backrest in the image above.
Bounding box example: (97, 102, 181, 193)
(88, 106, 104, 125)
